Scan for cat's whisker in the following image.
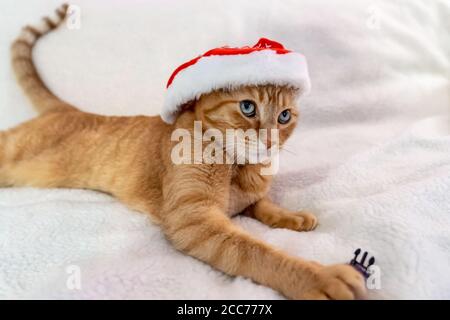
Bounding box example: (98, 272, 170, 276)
(281, 147, 297, 156)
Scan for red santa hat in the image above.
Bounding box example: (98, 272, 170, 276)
(162, 38, 311, 124)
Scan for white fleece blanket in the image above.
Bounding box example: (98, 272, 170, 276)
(0, 0, 449, 299)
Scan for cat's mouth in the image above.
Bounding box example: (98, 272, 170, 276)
(221, 139, 279, 165)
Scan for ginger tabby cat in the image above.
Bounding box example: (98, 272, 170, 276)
(3, 4, 366, 299)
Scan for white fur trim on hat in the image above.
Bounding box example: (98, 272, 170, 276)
(162, 49, 310, 124)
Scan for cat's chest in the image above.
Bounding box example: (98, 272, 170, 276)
(226, 168, 271, 216)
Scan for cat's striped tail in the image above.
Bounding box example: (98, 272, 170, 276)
(11, 4, 77, 114)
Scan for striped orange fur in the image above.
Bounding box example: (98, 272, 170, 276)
(2, 4, 366, 299)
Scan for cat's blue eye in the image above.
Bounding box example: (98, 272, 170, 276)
(239, 100, 256, 117)
(278, 109, 291, 124)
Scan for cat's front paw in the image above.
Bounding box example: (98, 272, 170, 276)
(274, 210, 317, 231)
(302, 264, 367, 300)
(294, 211, 318, 231)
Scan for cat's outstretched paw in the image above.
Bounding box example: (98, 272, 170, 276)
(302, 264, 367, 300)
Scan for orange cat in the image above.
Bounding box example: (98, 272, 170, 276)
(3, 4, 366, 299)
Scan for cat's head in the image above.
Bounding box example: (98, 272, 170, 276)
(194, 85, 300, 153)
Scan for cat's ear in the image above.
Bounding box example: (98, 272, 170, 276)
(179, 100, 196, 113)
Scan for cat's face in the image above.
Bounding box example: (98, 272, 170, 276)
(194, 85, 299, 158)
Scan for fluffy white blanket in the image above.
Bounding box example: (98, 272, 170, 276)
(0, 0, 449, 299)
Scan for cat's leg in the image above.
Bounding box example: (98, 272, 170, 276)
(163, 196, 363, 299)
(0, 112, 91, 189)
(0, 119, 62, 188)
(247, 197, 318, 231)
(0, 130, 19, 187)
(158, 165, 365, 300)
